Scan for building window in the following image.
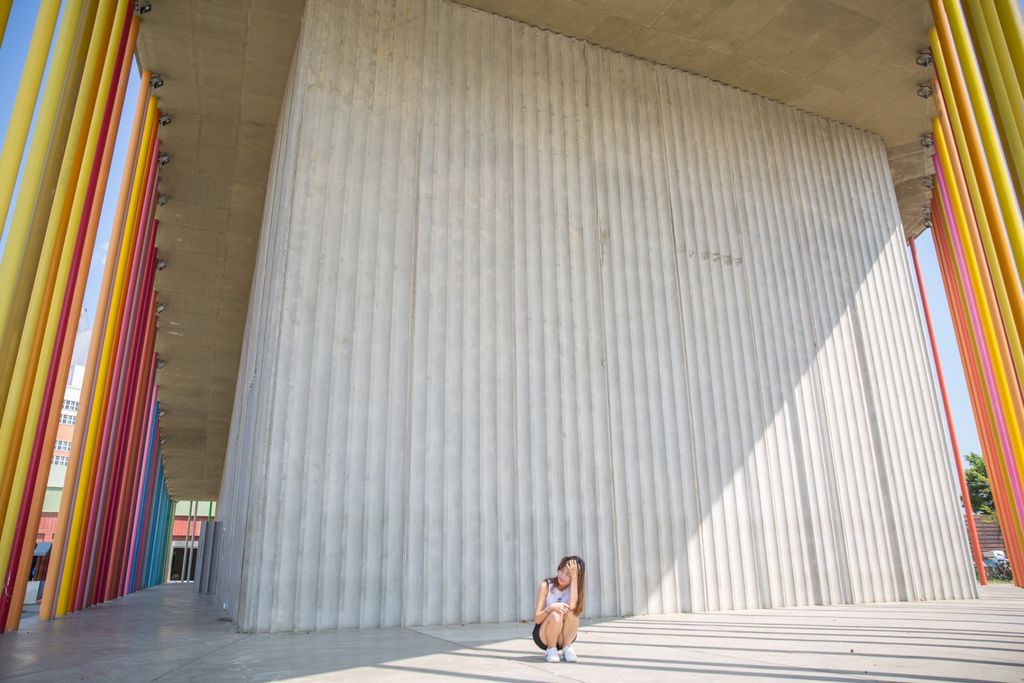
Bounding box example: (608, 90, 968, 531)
(52, 455, 69, 466)
(54, 440, 72, 452)
(59, 413, 76, 425)
(62, 399, 79, 412)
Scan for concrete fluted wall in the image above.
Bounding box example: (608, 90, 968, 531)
(215, 0, 977, 631)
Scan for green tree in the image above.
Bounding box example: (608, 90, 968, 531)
(964, 452, 995, 516)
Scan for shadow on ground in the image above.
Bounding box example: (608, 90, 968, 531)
(1, 583, 1023, 682)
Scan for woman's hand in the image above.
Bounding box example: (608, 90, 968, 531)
(566, 559, 579, 581)
(549, 603, 571, 615)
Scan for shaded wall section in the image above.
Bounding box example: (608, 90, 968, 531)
(215, 0, 977, 631)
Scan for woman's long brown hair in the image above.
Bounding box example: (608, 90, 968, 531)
(547, 555, 585, 616)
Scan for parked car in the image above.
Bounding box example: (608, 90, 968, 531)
(982, 555, 1013, 581)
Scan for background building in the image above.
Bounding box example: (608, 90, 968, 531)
(35, 365, 85, 544)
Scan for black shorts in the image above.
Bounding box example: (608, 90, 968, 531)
(532, 621, 578, 650)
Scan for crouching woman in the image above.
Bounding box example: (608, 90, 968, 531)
(532, 556, 585, 663)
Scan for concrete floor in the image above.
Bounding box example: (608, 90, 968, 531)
(1, 584, 1022, 682)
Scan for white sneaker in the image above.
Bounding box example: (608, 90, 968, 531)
(563, 646, 578, 663)
(545, 647, 560, 663)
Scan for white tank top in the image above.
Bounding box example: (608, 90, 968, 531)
(545, 579, 570, 609)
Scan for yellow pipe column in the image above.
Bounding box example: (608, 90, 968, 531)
(0, 0, 61, 229)
(933, 111, 1024, 539)
(931, 31, 1024, 404)
(941, 0, 1024, 286)
(0, 0, 91, 421)
(39, 73, 153, 623)
(992, 0, 1024, 87)
(4, 17, 140, 631)
(0, 0, 131, 585)
(935, 198, 1024, 564)
(0, 1, 12, 49)
(936, 86, 1024, 418)
(935, 118, 1024, 492)
(965, 0, 1024, 211)
(57, 97, 157, 616)
(0, 0, 118, 532)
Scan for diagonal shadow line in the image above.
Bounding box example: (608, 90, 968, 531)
(572, 629, 1024, 654)
(585, 618, 1024, 630)
(580, 623, 1024, 642)
(508, 639, 1024, 668)
(610, 614, 1019, 626)
(583, 624, 1022, 641)
(431, 647, 1010, 683)
(374, 662, 585, 683)
(580, 621, 1024, 640)
(587, 625, 1024, 640)
(627, 611, 1024, 624)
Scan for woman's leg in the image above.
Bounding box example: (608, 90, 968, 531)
(558, 612, 579, 648)
(540, 612, 563, 648)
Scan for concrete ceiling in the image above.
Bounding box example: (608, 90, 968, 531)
(137, 0, 937, 501)
(136, 0, 303, 500)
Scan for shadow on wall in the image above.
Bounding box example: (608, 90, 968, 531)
(214, 0, 975, 631)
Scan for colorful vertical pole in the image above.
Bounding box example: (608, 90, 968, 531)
(0, 1, 175, 632)
(928, 0, 1024, 586)
(909, 237, 988, 583)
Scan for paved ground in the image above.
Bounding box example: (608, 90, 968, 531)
(1, 583, 1022, 682)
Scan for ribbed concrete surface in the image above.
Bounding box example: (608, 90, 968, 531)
(216, 0, 976, 631)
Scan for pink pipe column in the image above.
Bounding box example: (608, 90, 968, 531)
(0, 0, 135, 628)
(73, 139, 159, 609)
(120, 377, 156, 595)
(94, 274, 155, 603)
(112, 349, 156, 596)
(935, 158, 1024, 514)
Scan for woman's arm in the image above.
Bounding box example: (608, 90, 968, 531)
(567, 562, 579, 611)
(534, 581, 550, 624)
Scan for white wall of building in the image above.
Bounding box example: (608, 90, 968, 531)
(216, 0, 976, 631)
(48, 364, 86, 488)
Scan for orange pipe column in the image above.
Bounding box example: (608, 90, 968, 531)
(932, 205, 1024, 580)
(38, 82, 154, 622)
(909, 236, 987, 584)
(2, 17, 140, 632)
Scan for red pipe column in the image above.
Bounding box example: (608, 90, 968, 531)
(909, 235, 987, 584)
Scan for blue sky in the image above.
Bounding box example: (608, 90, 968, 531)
(0, 0, 983, 461)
